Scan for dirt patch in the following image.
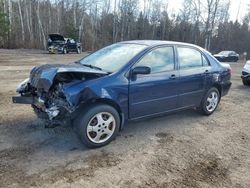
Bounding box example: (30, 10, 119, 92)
(0, 150, 122, 188)
(155, 132, 174, 143)
(0, 147, 36, 188)
(0, 147, 33, 161)
(49, 151, 122, 184)
(174, 155, 230, 188)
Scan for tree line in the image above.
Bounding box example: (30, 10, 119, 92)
(0, 0, 250, 57)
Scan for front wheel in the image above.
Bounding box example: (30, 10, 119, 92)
(199, 87, 220, 115)
(76, 47, 81, 54)
(74, 104, 120, 148)
(242, 79, 250, 86)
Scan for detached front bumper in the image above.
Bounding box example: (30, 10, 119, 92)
(13, 95, 71, 127)
(48, 46, 63, 54)
(241, 71, 250, 80)
(12, 96, 33, 104)
(13, 95, 64, 121)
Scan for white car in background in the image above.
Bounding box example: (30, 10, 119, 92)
(214, 51, 239, 62)
(241, 60, 250, 85)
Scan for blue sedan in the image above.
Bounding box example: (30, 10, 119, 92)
(13, 40, 232, 148)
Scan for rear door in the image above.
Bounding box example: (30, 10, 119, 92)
(129, 46, 179, 119)
(177, 46, 210, 108)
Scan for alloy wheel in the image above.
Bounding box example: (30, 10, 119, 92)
(206, 91, 219, 112)
(86, 112, 116, 144)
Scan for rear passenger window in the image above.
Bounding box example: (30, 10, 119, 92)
(135, 47, 174, 74)
(178, 47, 202, 69)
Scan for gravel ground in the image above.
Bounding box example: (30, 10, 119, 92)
(0, 49, 249, 188)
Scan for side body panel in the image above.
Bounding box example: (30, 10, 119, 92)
(62, 74, 129, 120)
(178, 67, 208, 107)
(129, 71, 179, 119)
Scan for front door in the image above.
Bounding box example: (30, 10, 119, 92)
(129, 46, 179, 119)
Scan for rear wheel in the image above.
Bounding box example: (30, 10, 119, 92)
(62, 47, 67, 54)
(77, 47, 81, 54)
(199, 87, 220, 115)
(74, 104, 120, 148)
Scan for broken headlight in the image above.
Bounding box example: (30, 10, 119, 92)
(16, 78, 30, 93)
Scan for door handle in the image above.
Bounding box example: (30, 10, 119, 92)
(169, 74, 176, 80)
(204, 70, 209, 74)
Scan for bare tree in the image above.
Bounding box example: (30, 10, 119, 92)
(1, 0, 250, 58)
(18, 0, 25, 43)
(112, 0, 117, 42)
(243, 4, 250, 24)
(8, 0, 12, 33)
(36, 1, 46, 49)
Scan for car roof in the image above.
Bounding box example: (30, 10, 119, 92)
(119, 40, 204, 49)
(219, 51, 235, 53)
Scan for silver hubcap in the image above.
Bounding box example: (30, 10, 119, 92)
(86, 112, 116, 144)
(206, 91, 219, 112)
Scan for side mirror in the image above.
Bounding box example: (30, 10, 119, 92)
(131, 66, 151, 76)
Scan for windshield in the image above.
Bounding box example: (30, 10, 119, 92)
(79, 43, 147, 72)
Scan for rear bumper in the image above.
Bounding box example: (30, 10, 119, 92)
(12, 96, 33, 104)
(221, 81, 232, 97)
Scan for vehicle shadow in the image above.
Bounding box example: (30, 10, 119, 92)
(1, 108, 205, 157)
(0, 108, 212, 176)
(235, 84, 250, 90)
(122, 109, 202, 134)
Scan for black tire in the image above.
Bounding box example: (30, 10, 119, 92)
(199, 87, 220, 115)
(62, 47, 67, 54)
(76, 47, 81, 54)
(74, 104, 120, 148)
(232, 57, 238, 62)
(242, 79, 250, 86)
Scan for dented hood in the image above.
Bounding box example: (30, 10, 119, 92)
(30, 63, 107, 91)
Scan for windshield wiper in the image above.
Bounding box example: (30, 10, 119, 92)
(81, 64, 103, 71)
(75, 61, 103, 71)
(74, 61, 111, 73)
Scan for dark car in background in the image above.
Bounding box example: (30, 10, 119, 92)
(47, 34, 82, 54)
(213, 51, 239, 62)
(13, 40, 232, 148)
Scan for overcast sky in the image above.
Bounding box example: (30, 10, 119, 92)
(167, 0, 249, 21)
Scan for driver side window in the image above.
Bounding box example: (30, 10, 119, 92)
(135, 46, 174, 74)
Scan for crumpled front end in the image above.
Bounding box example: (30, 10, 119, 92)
(13, 79, 73, 127)
(241, 61, 250, 82)
(12, 63, 108, 127)
(48, 44, 64, 54)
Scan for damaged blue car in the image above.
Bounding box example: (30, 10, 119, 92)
(12, 40, 232, 148)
